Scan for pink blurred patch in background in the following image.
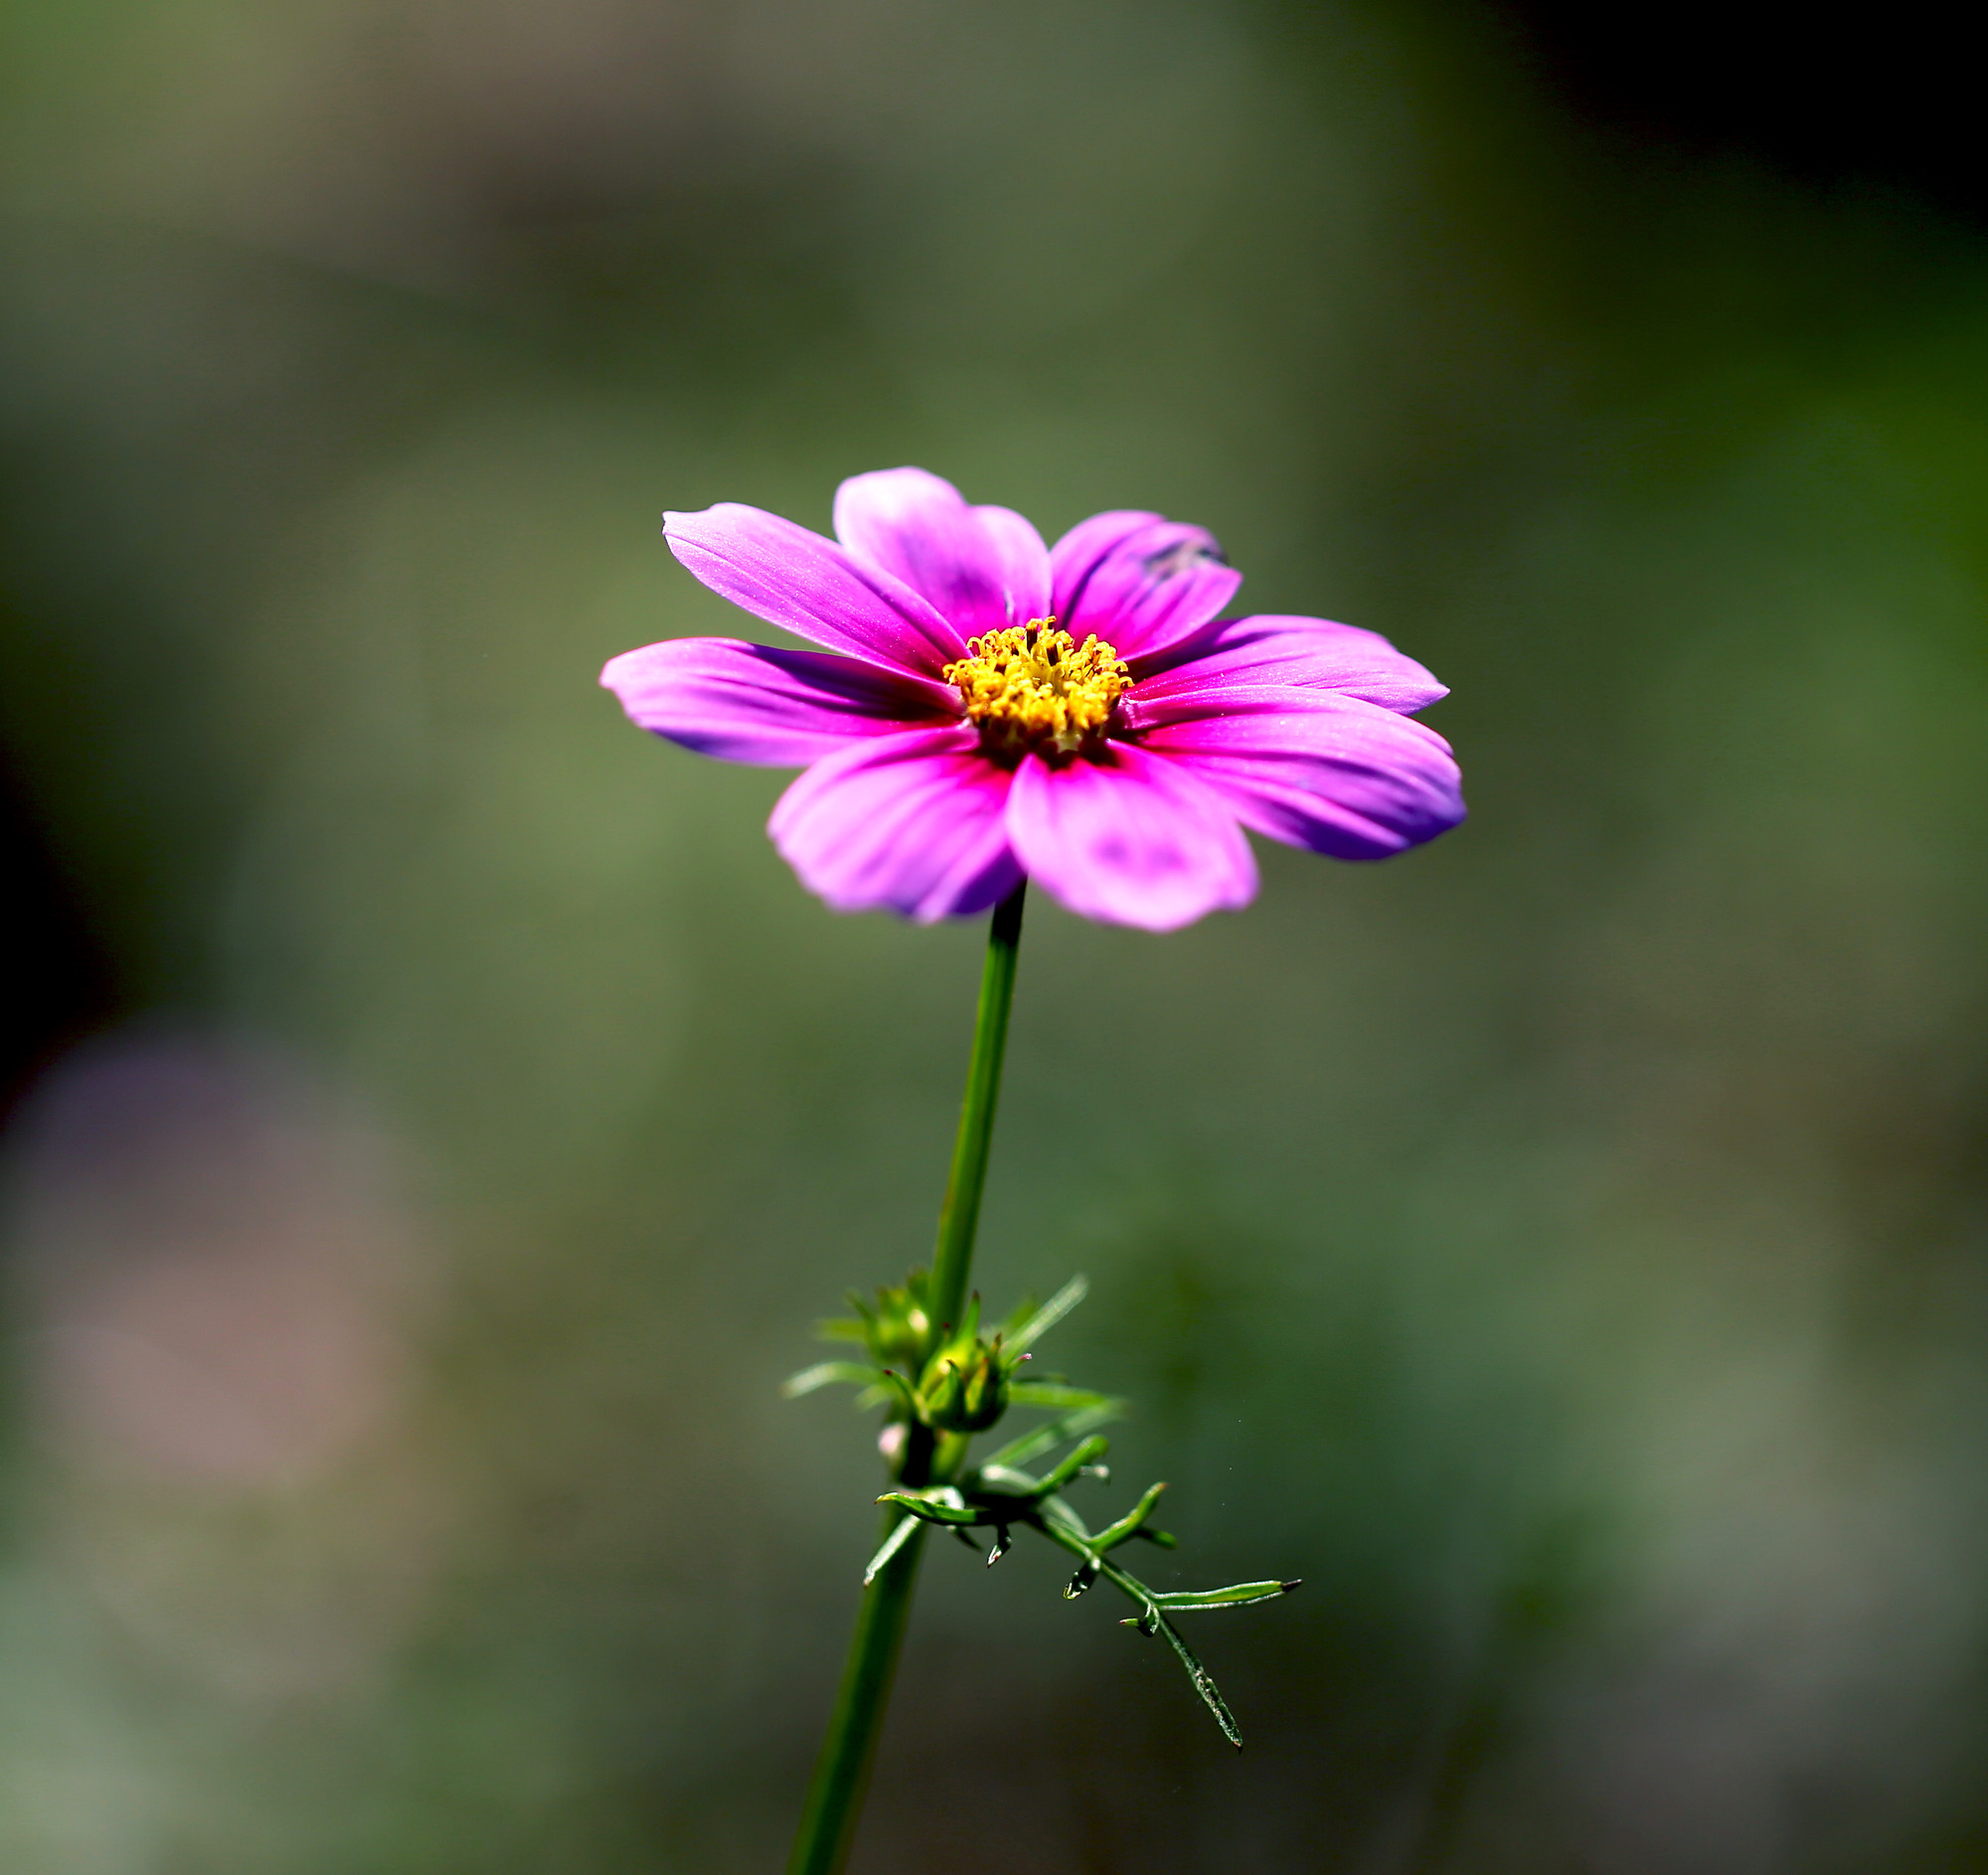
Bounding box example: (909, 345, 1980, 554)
(12, 1032, 426, 1485)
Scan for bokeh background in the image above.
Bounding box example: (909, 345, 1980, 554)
(4, 1, 1987, 1869)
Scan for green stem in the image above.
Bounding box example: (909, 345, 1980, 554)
(785, 881, 1028, 1875)
(783, 1507, 926, 1875)
(928, 881, 1026, 1337)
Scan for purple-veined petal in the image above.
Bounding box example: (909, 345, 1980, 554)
(768, 726, 1022, 923)
(969, 504, 1056, 629)
(1005, 745, 1257, 932)
(1133, 685, 1465, 860)
(665, 503, 968, 677)
(1129, 614, 1449, 713)
(1049, 509, 1160, 613)
(1048, 511, 1243, 662)
(833, 467, 1053, 639)
(601, 637, 959, 766)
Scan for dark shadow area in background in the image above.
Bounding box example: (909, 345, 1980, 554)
(1490, 0, 1986, 221)
(0, 738, 119, 1119)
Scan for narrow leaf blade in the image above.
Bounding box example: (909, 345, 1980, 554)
(877, 1490, 981, 1528)
(1162, 1620, 1244, 1748)
(1037, 1435, 1111, 1496)
(1008, 1382, 1116, 1412)
(862, 1515, 920, 1587)
(1004, 1275, 1089, 1356)
(997, 1290, 1040, 1341)
(1149, 1580, 1300, 1612)
(781, 1361, 883, 1399)
(979, 1399, 1126, 1471)
(1092, 1481, 1168, 1552)
(813, 1318, 872, 1344)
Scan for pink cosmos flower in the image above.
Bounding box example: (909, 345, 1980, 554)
(602, 468, 1464, 932)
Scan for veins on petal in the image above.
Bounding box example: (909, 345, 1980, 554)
(1143, 538, 1228, 581)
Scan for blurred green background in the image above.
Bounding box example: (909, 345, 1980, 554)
(4, 0, 1988, 1869)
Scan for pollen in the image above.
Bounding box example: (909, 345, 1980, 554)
(944, 618, 1130, 762)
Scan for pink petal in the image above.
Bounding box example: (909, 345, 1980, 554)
(1134, 686, 1465, 861)
(767, 726, 1022, 923)
(1005, 745, 1257, 932)
(601, 637, 959, 766)
(665, 503, 968, 678)
(833, 467, 1053, 639)
(1128, 614, 1448, 714)
(1049, 508, 1159, 611)
(1048, 511, 1243, 662)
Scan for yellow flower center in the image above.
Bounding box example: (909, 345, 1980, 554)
(943, 618, 1130, 763)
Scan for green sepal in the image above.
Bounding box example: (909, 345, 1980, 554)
(877, 1488, 981, 1528)
(855, 1271, 935, 1369)
(781, 1360, 884, 1399)
(1146, 1580, 1300, 1611)
(862, 1514, 920, 1587)
(916, 1340, 1009, 1433)
(954, 1290, 982, 1343)
(853, 1368, 917, 1413)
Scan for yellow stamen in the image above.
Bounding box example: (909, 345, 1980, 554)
(943, 617, 1130, 762)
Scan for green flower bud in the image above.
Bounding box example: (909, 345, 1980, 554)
(917, 1336, 1010, 1434)
(858, 1272, 934, 1370)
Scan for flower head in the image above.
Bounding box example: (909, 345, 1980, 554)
(602, 467, 1464, 931)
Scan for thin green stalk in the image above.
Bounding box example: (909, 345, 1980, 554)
(785, 881, 1028, 1875)
(928, 881, 1026, 1337)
